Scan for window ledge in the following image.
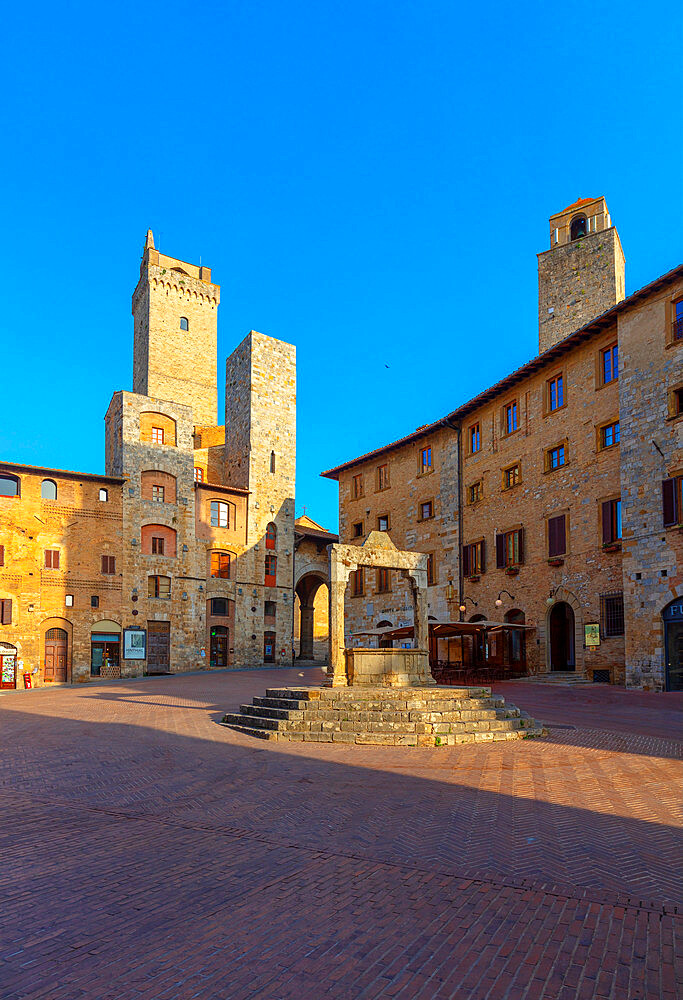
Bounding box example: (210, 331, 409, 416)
(505, 566, 520, 576)
(543, 463, 569, 475)
(547, 558, 565, 567)
(543, 403, 567, 416)
(595, 379, 618, 392)
(602, 542, 622, 553)
(466, 574, 481, 583)
(502, 482, 522, 492)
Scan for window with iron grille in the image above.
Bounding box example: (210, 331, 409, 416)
(600, 592, 624, 636)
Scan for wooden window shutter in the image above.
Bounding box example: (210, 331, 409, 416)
(0, 544, 4, 567)
(548, 518, 557, 557)
(101, 555, 107, 574)
(556, 516, 566, 555)
(496, 533, 505, 568)
(1, 599, 11, 624)
(480, 540, 486, 573)
(602, 501, 613, 544)
(54, 551, 60, 569)
(462, 545, 470, 577)
(662, 478, 676, 526)
(518, 528, 525, 563)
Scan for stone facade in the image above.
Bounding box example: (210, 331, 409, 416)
(0, 233, 304, 686)
(538, 197, 625, 352)
(324, 199, 683, 691)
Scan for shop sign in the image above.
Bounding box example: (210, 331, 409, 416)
(123, 628, 147, 660)
(663, 602, 683, 621)
(584, 623, 601, 647)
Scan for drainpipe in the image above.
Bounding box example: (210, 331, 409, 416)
(443, 417, 463, 621)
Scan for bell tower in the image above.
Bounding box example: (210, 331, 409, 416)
(537, 197, 625, 353)
(132, 230, 220, 426)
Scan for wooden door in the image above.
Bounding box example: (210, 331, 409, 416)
(264, 631, 275, 663)
(147, 621, 170, 674)
(666, 622, 683, 691)
(45, 628, 68, 682)
(210, 627, 228, 667)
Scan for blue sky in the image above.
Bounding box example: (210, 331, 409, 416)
(1, 0, 681, 532)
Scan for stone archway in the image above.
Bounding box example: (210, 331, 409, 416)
(295, 572, 328, 660)
(544, 587, 582, 674)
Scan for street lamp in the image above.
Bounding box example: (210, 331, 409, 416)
(495, 589, 515, 608)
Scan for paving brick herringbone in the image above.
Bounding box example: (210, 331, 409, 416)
(0, 667, 681, 999)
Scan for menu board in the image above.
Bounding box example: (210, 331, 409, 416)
(584, 623, 601, 647)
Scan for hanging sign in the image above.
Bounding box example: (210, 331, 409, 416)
(123, 628, 147, 660)
(584, 623, 601, 647)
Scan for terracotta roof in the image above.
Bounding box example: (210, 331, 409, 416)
(560, 196, 596, 214)
(194, 481, 250, 495)
(295, 523, 339, 542)
(0, 460, 125, 484)
(321, 262, 683, 480)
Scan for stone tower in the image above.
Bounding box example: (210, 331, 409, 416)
(132, 230, 220, 426)
(225, 331, 296, 662)
(537, 197, 625, 353)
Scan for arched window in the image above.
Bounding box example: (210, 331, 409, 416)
(41, 479, 57, 500)
(266, 522, 277, 549)
(141, 524, 177, 557)
(180, 317, 189, 331)
(98, 488, 108, 502)
(570, 215, 587, 241)
(210, 551, 232, 579)
(270, 450, 276, 473)
(0, 475, 20, 497)
(210, 500, 234, 528)
(265, 554, 277, 587)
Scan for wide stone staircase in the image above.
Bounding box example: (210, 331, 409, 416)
(221, 686, 545, 747)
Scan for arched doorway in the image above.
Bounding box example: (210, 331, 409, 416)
(549, 602, 575, 671)
(210, 626, 228, 668)
(504, 609, 526, 671)
(377, 619, 393, 649)
(45, 628, 68, 682)
(663, 597, 683, 691)
(295, 572, 328, 660)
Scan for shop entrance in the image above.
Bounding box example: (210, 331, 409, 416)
(264, 631, 276, 663)
(91, 634, 120, 676)
(45, 628, 68, 682)
(0, 643, 17, 689)
(549, 602, 575, 671)
(210, 626, 228, 668)
(147, 621, 171, 674)
(663, 599, 683, 691)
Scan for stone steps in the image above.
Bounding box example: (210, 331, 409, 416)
(221, 685, 545, 747)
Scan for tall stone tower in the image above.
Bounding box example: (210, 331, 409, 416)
(537, 197, 625, 353)
(132, 230, 220, 426)
(225, 331, 296, 662)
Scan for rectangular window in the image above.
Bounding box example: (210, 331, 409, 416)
(194, 467, 204, 482)
(420, 446, 432, 474)
(152, 485, 165, 503)
(211, 552, 231, 578)
(462, 540, 485, 576)
(1, 599, 12, 625)
(601, 592, 625, 637)
(352, 521, 364, 538)
(210, 501, 228, 527)
(148, 576, 171, 599)
(426, 553, 435, 586)
(65, 594, 74, 607)
(672, 387, 683, 417)
(264, 600, 276, 618)
(468, 481, 483, 504)
(496, 529, 524, 568)
(548, 514, 567, 558)
(211, 598, 229, 617)
(602, 499, 622, 544)
(602, 343, 618, 384)
(101, 555, 116, 574)
(505, 401, 518, 434)
(352, 474, 364, 498)
(151, 537, 165, 555)
(377, 568, 391, 593)
(662, 476, 683, 527)
(600, 421, 620, 449)
(151, 427, 164, 445)
(548, 374, 564, 411)
(469, 423, 481, 453)
(547, 444, 566, 470)
(44, 549, 60, 569)
(378, 515, 389, 532)
(351, 567, 364, 597)
(377, 464, 389, 490)
(503, 464, 520, 490)
(674, 299, 683, 341)
(419, 500, 433, 520)
(265, 554, 277, 586)
(91, 595, 99, 608)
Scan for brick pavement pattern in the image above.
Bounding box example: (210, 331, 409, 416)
(1, 668, 681, 1000)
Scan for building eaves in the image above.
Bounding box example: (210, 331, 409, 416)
(320, 262, 683, 480)
(0, 461, 126, 484)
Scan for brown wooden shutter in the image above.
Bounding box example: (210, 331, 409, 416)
(548, 516, 565, 557)
(101, 555, 107, 574)
(518, 528, 525, 563)
(480, 540, 486, 573)
(662, 478, 676, 526)
(462, 545, 470, 577)
(54, 551, 60, 569)
(602, 501, 613, 544)
(548, 518, 557, 557)
(556, 516, 566, 555)
(496, 533, 505, 568)
(1, 599, 11, 624)
(0, 545, 4, 567)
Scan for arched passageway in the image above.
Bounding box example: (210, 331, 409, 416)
(295, 573, 329, 660)
(549, 602, 575, 671)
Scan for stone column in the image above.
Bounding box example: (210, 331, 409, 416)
(299, 604, 315, 659)
(407, 567, 435, 685)
(327, 545, 353, 687)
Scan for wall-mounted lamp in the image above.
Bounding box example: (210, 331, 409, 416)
(458, 597, 478, 621)
(495, 589, 515, 608)
(545, 588, 557, 606)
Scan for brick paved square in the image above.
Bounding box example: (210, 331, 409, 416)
(0, 667, 681, 999)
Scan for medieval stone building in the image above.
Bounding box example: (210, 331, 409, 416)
(0, 232, 334, 687)
(323, 198, 683, 692)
